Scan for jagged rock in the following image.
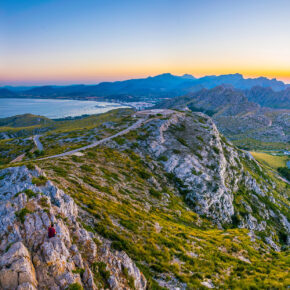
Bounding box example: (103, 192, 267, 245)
(0, 242, 37, 290)
(0, 166, 147, 290)
(129, 110, 289, 246)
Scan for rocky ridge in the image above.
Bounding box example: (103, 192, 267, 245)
(0, 166, 146, 290)
(118, 110, 290, 249)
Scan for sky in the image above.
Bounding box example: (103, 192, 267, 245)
(0, 0, 290, 85)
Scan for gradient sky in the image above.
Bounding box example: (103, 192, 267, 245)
(1, 0, 290, 85)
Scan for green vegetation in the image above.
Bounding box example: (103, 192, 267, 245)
(149, 188, 162, 199)
(24, 189, 37, 198)
(72, 268, 85, 276)
(250, 151, 288, 170)
(39, 197, 50, 208)
(32, 175, 47, 186)
(5, 109, 288, 288)
(233, 138, 289, 151)
(92, 262, 110, 288)
(0, 109, 135, 165)
(213, 146, 220, 154)
(37, 145, 290, 289)
(157, 155, 168, 162)
(277, 167, 290, 181)
(68, 282, 83, 290)
(15, 207, 32, 223)
(177, 137, 188, 147)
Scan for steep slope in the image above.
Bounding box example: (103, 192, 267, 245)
(126, 111, 290, 243)
(1, 110, 289, 289)
(157, 86, 290, 146)
(0, 166, 146, 290)
(246, 86, 290, 109)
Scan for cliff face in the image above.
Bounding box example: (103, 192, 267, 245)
(0, 166, 146, 290)
(130, 111, 289, 248)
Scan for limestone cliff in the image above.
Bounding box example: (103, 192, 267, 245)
(125, 110, 290, 249)
(0, 166, 146, 290)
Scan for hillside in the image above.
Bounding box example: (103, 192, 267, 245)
(156, 86, 290, 149)
(0, 109, 289, 289)
(0, 114, 54, 128)
(246, 86, 290, 109)
(0, 109, 134, 164)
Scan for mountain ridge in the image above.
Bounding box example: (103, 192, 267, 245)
(1, 73, 289, 104)
(0, 109, 289, 289)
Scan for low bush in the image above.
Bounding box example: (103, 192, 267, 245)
(68, 283, 83, 290)
(24, 189, 37, 198)
(32, 175, 47, 186)
(15, 207, 32, 223)
(149, 188, 162, 199)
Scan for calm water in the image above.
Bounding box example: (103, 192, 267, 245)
(0, 98, 129, 119)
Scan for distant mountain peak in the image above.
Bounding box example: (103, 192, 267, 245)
(181, 74, 196, 79)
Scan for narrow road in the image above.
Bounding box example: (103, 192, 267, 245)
(33, 135, 43, 151)
(38, 118, 146, 160)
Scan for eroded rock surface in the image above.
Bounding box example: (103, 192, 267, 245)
(128, 110, 289, 249)
(0, 166, 146, 290)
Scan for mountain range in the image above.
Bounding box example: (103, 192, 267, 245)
(156, 86, 290, 149)
(1, 73, 290, 109)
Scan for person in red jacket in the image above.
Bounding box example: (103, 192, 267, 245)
(48, 223, 56, 238)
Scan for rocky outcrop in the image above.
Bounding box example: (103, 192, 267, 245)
(0, 166, 146, 290)
(130, 110, 289, 248)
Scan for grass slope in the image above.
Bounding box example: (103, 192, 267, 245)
(34, 146, 290, 289)
(250, 152, 288, 170)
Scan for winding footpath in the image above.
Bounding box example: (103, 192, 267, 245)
(38, 118, 146, 160)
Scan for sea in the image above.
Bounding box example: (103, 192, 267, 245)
(0, 98, 130, 119)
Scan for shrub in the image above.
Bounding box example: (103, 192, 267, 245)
(71, 155, 81, 162)
(26, 163, 35, 170)
(52, 166, 67, 177)
(72, 268, 85, 276)
(24, 189, 37, 198)
(198, 117, 206, 124)
(213, 146, 220, 154)
(32, 175, 47, 186)
(158, 155, 168, 162)
(68, 283, 83, 290)
(149, 188, 162, 199)
(34, 149, 45, 157)
(123, 267, 135, 289)
(197, 136, 204, 143)
(137, 169, 151, 180)
(114, 137, 126, 145)
(80, 164, 94, 173)
(92, 262, 110, 288)
(177, 137, 188, 147)
(15, 207, 32, 223)
(39, 197, 50, 208)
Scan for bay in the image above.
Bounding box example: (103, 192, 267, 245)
(0, 98, 129, 119)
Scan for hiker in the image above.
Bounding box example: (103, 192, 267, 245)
(48, 223, 56, 238)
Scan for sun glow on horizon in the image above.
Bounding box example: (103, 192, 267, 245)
(1, 0, 290, 86)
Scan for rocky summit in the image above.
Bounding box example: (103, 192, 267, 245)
(0, 109, 289, 289)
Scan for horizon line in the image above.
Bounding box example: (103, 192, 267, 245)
(1, 72, 290, 87)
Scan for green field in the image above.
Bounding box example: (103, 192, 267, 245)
(250, 151, 288, 170)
